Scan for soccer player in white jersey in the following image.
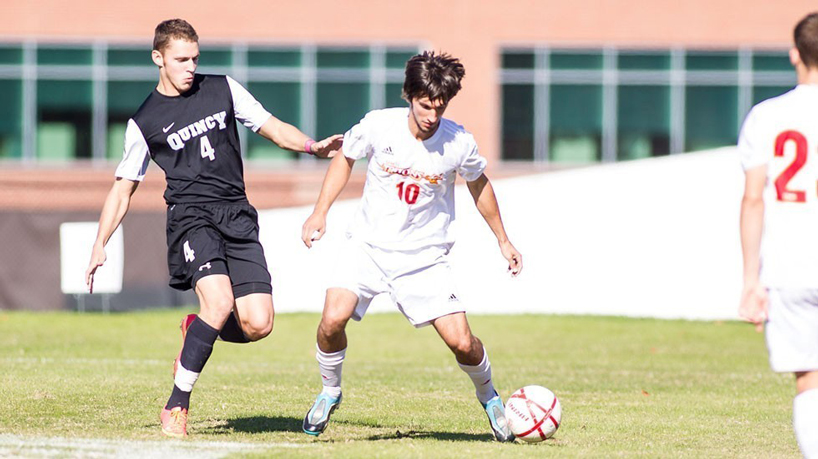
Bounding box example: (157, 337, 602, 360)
(84, 19, 341, 438)
(739, 12, 818, 457)
(300, 51, 522, 442)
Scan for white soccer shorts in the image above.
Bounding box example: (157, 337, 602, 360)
(766, 288, 818, 373)
(329, 238, 465, 327)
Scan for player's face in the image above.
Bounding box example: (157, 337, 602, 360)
(153, 38, 199, 96)
(409, 96, 448, 138)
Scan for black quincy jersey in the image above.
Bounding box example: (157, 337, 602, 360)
(115, 74, 272, 204)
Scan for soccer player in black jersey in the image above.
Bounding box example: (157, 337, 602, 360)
(84, 19, 342, 438)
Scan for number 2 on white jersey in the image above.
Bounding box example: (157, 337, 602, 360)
(200, 136, 215, 161)
(774, 130, 809, 202)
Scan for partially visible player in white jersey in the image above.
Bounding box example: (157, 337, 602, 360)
(299, 51, 522, 442)
(739, 12, 818, 457)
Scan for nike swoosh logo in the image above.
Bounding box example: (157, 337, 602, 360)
(162, 122, 175, 133)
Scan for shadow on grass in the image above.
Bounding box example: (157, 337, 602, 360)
(366, 429, 492, 442)
(201, 416, 303, 434)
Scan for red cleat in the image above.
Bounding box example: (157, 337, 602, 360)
(173, 314, 197, 378)
(160, 406, 188, 438)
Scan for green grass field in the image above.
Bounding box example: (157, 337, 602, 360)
(0, 310, 800, 458)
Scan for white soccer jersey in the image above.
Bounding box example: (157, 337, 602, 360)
(343, 108, 487, 251)
(739, 84, 818, 288)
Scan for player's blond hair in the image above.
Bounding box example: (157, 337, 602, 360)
(402, 51, 465, 104)
(795, 12, 818, 68)
(153, 19, 198, 53)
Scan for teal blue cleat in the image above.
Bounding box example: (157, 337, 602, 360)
(303, 392, 342, 436)
(483, 393, 514, 442)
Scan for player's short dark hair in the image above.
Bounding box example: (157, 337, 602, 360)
(153, 19, 198, 53)
(402, 51, 466, 104)
(795, 12, 818, 68)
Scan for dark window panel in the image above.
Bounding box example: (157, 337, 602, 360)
(316, 82, 369, 139)
(502, 52, 536, 70)
(247, 82, 301, 160)
(685, 86, 738, 151)
(0, 79, 23, 158)
(317, 50, 369, 69)
(751, 85, 794, 105)
(248, 50, 301, 68)
(685, 51, 738, 71)
(386, 50, 416, 69)
(550, 51, 603, 70)
(501, 84, 534, 160)
(385, 82, 405, 108)
(752, 52, 791, 71)
(549, 84, 602, 162)
(618, 52, 671, 70)
(0, 46, 23, 65)
(37, 80, 93, 159)
(617, 86, 671, 160)
(107, 49, 151, 67)
(38, 47, 93, 66)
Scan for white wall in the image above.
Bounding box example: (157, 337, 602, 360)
(259, 147, 745, 320)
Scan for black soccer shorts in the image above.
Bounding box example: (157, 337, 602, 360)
(165, 202, 272, 298)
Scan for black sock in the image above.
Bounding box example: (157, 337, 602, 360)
(219, 311, 250, 343)
(165, 318, 220, 410)
(166, 385, 191, 410)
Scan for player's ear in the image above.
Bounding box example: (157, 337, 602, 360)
(151, 49, 164, 68)
(789, 47, 801, 68)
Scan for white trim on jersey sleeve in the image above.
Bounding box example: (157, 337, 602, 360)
(226, 75, 272, 132)
(114, 119, 150, 181)
(457, 137, 488, 182)
(343, 112, 377, 160)
(738, 107, 769, 171)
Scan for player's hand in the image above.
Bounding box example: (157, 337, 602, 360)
(85, 244, 107, 294)
(312, 134, 343, 159)
(738, 284, 768, 333)
(499, 240, 522, 276)
(302, 212, 327, 248)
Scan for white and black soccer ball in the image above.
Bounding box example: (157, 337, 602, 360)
(504, 385, 562, 443)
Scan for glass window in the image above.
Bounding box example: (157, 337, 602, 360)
(386, 50, 416, 69)
(248, 50, 301, 68)
(107, 81, 155, 159)
(617, 86, 670, 160)
(550, 51, 603, 70)
(107, 48, 151, 67)
(0, 80, 23, 158)
(38, 47, 93, 66)
(316, 83, 369, 139)
(618, 51, 670, 70)
(199, 47, 232, 67)
(549, 84, 602, 162)
(246, 82, 301, 161)
(385, 82, 405, 108)
(502, 52, 536, 70)
(0, 46, 23, 65)
(685, 86, 738, 151)
(752, 85, 794, 106)
(752, 52, 791, 71)
(501, 84, 534, 160)
(317, 50, 369, 69)
(685, 51, 738, 71)
(37, 80, 93, 160)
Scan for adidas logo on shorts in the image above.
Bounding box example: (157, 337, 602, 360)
(448, 293, 458, 302)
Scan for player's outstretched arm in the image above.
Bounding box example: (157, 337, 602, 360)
(256, 116, 343, 158)
(85, 178, 139, 293)
(739, 166, 768, 332)
(467, 174, 522, 276)
(302, 152, 355, 248)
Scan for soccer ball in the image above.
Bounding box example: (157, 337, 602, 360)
(504, 385, 562, 442)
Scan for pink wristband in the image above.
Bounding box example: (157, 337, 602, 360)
(304, 139, 316, 155)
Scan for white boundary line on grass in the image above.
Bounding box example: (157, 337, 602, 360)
(0, 434, 311, 458)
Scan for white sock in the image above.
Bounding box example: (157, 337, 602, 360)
(317, 345, 345, 398)
(794, 388, 818, 458)
(174, 364, 200, 392)
(458, 347, 496, 405)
